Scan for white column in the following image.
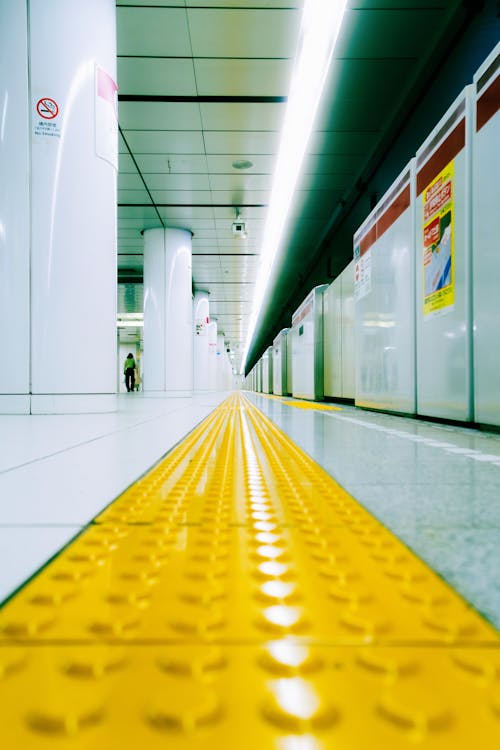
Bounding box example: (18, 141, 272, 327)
(0, 1, 30, 412)
(193, 290, 210, 391)
(29, 0, 117, 413)
(143, 227, 193, 394)
(216, 333, 226, 392)
(207, 321, 218, 391)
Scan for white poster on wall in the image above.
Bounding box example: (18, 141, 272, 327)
(354, 244, 371, 300)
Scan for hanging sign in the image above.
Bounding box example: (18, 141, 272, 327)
(422, 160, 454, 317)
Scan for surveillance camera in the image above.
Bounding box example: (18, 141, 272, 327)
(232, 221, 246, 236)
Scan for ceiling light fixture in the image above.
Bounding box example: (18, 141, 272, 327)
(232, 159, 253, 170)
(240, 0, 347, 374)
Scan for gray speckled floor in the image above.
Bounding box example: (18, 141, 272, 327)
(247, 393, 500, 629)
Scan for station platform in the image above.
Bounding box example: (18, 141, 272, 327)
(0, 391, 499, 747)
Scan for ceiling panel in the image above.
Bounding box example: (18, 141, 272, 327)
(119, 102, 203, 131)
(117, 58, 196, 96)
(208, 190, 269, 206)
(118, 226, 144, 236)
(206, 154, 275, 174)
(208, 174, 271, 191)
(204, 131, 279, 155)
(196, 250, 258, 257)
(298, 172, 355, 191)
(214, 217, 264, 230)
(349, 1, 448, 7)
(123, 131, 205, 154)
(199, 239, 258, 248)
(303, 151, 364, 176)
(119, 131, 129, 153)
(117, 237, 144, 247)
(308, 130, 378, 156)
(117, 206, 156, 220)
(117, 217, 160, 229)
(144, 173, 211, 191)
(180, 218, 216, 230)
(216, 271, 258, 282)
(135, 154, 208, 175)
(287, 196, 341, 221)
(119, 153, 138, 173)
(187, 8, 299, 58)
(200, 102, 284, 131)
(335, 7, 446, 59)
(117, 7, 191, 56)
(118, 189, 154, 204)
(118, 173, 145, 190)
(149, 190, 212, 204)
(212, 206, 268, 220)
(194, 59, 291, 97)
(210, 302, 253, 311)
(186, 1, 300, 7)
(156, 206, 215, 221)
(118, 0, 183, 5)
(187, 229, 219, 240)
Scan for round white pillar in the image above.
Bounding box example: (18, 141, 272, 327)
(0, 2, 30, 413)
(193, 291, 210, 391)
(217, 333, 226, 392)
(143, 227, 193, 394)
(29, 0, 117, 413)
(207, 321, 218, 391)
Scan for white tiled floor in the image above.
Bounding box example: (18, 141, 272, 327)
(2, 390, 499, 633)
(248, 394, 500, 629)
(0, 391, 228, 602)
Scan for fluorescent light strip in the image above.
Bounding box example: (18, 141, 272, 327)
(117, 321, 144, 327)
(240, 0, 347, 375)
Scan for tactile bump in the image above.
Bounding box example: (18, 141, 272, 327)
(257, 605, 309, 634)
(26, 702, 106, 736)
(168, 608, 226, 637)
(254, 562, 295, 580)
(258, 642, 324, 676)
(1, 613, 56, 637)
(255, 581, 301, 603)
(0, 651, 28, 679)
(329, 583, 373, 606)
(178, 582, 227, 606)
(60, 650, 128, 680)
(145, 681, 223, 732)
(262, 677, 339, 731)
(156, 647, 227, 679)
(376, 693, 453, 740)
(87, 613, 141, 636)
(339, 610, 391, 639)
(104, 588, 152, 608)
(451, 652, 500, 684)
(27, 587, 78, 607)
(356, 649, 419, 682)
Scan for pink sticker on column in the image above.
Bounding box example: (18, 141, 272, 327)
(97, 67, 118, 114)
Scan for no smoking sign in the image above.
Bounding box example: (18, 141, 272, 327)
(36, 97, 59, 119)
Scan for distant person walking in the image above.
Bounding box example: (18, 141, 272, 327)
(124, 352, 136, 392)
(134, 361, 142, 391)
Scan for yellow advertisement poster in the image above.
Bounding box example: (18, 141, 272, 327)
(422, 161, 454, 316)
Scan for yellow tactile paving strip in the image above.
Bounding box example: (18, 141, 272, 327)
(0, 393, 498, 748)
(259, 393, 342, 411)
